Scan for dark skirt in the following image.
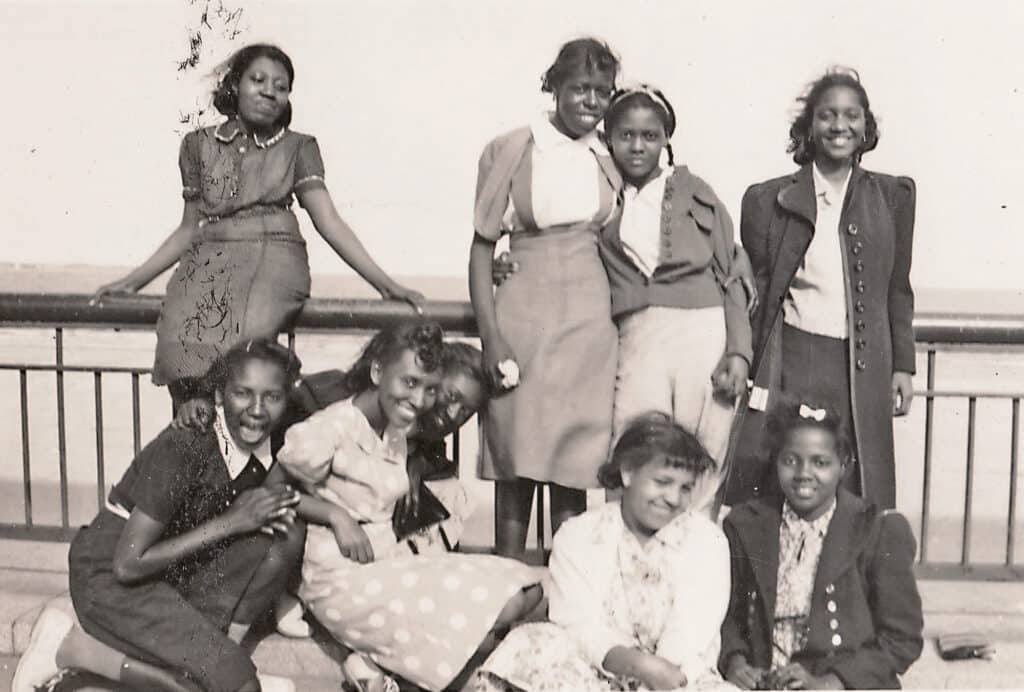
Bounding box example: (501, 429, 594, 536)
(152, 210, 311, 386)
(68, 509, 302, 692)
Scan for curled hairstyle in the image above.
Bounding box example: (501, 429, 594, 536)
(206, 338, 302, 395)
(604, 87, 678, 166)
(212, 44, 295, 128)
(341, 321, 445, 396)
(540, 37, 620, 94)
(765, 394, 852, 466)
(787, 66, 879, 165)
(598, 412, 715, 490)
(441, 342, 493, 400)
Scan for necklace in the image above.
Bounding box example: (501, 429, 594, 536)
(253, 127, 287, 149)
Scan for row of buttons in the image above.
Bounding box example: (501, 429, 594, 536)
(847, 223, 868, 372)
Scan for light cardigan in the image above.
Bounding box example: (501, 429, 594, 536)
(547, 501, 731, 684)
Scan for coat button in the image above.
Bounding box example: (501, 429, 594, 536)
(827, 600, 838, 613)
(852, 242, 863, 255)
(832, 633, 843, 647)
(856, 320, 866, 332)
(855, 301, 866, 313)
(825, 584, 835, 595)
(847, 223, 858, 235)
(854, 260, 864, 272)
(856, 281, 866, 293)
(856, 359, 867, 370)
(830, 618, 840, 630)
(239, 145, 247, 153)
(856, 338, 867, 350)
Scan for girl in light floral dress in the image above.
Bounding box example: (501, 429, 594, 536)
(278, 322, 543, 692)
(475, 413, 731, 691)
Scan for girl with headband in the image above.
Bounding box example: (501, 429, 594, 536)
(599, 83, 752, 514)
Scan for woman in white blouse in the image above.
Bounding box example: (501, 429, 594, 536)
(469, 37, 623, 559)
(475, 412, 731, 691)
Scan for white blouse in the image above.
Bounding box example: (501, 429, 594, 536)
(503, 112, 608, 231)
(547, 501, 730, 684)
(619, 165, 671, 276)
(783, 164, 851, 339)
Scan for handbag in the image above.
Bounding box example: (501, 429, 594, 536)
(391, 481, 451, 541)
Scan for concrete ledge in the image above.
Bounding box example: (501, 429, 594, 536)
(3, 564, 1024, 689)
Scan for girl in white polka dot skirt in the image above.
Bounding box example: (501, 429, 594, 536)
(279, 322, 544, 692)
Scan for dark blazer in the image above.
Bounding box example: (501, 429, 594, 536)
(726, 165, 916, 508)
(719, 490, 924, 689)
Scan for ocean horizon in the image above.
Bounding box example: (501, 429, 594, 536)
(2, 262, 1024, 315)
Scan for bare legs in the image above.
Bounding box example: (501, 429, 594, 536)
(494, 479, 587, 560)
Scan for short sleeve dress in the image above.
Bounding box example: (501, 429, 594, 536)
(153, 119, 327, 390)
(475, 114, 620, 489)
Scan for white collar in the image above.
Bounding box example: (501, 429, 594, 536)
(625, 164, 672, 197)
(212, 405, 273, 479)
(530, 112, 607, 156)
(811, 163, 852, 208)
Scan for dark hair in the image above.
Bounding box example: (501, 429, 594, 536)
(441, 341, 492, 400)
(212, 44, 295, 128)
(206, 338, 302, 395)
(787, 66, 879, 165)
(341, 322, 445, 396)
(765, 394, 852, 465)
(598, 412, 715, 490)
(603, 88, 678, 166)
(540, 37, 620, 94)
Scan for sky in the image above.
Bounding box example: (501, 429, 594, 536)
(1, 0, 1022, 293)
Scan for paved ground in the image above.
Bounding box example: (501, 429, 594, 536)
(2, 540, 1023, 690)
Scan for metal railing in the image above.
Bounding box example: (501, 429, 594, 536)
(1, 293, 1023, 579)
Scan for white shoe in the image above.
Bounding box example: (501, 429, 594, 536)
(12, 605, 74, 692)
(274, 593, 312, 639)
(342, 653, 399, 692)
(257, 673, 297, 692)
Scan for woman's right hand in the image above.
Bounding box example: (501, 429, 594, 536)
(223, 487, 301, 535)
(636, 654, 687, 691)
(171, 397, 213, 431)
(491, 251, 519, 287)
(330, 509, 375, 564)
(89, 277, 140, 306)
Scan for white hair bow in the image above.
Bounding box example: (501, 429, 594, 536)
(799, 404, 827, 422)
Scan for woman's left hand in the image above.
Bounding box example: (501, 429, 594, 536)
(892, 371, 914, 416)
(769, 663, 842, 690)
(378, 282, 425, 314)
(712, 354, 750, 402)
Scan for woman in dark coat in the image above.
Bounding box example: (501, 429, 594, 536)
(726, 67, 916, 509)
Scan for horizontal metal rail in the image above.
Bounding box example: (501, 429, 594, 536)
(1, 293, 1023, 578)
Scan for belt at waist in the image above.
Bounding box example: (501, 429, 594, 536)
(199, 209, 303, 242)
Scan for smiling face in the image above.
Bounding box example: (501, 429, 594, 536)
(371, 348, 443, 430)
(810, 85, 866, 166)
(620, 456, 697, 538)
(415, 370, 486, 440)
(776, 426, 845, 520)
(551, 67, 615, 139)
(608, 104, 667, 187)
(216, 358, 290, 452)
(235, 55, 291, 131)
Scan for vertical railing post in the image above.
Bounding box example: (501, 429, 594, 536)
(20, 369, 32, 528)
(131, 372, 142, 456)
(55, 328, 69, 529)
(535, 486, 546, 555)
(1007, 398, 1020, 567)
(452, 427, 461, 478)
(95, 371, 106, 512)
(919, 349, 936, 563)
(962, 397, 977, 566)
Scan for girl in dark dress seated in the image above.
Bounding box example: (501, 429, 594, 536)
(15, 339, 305, 692)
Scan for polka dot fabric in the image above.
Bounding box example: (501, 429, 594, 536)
(301, 552, 543, 691)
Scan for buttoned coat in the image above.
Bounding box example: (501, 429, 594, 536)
(725, 165, 916, 508)
(719, 489, 923, 689)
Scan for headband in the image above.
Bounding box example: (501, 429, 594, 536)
(608, 82, 677, 137)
